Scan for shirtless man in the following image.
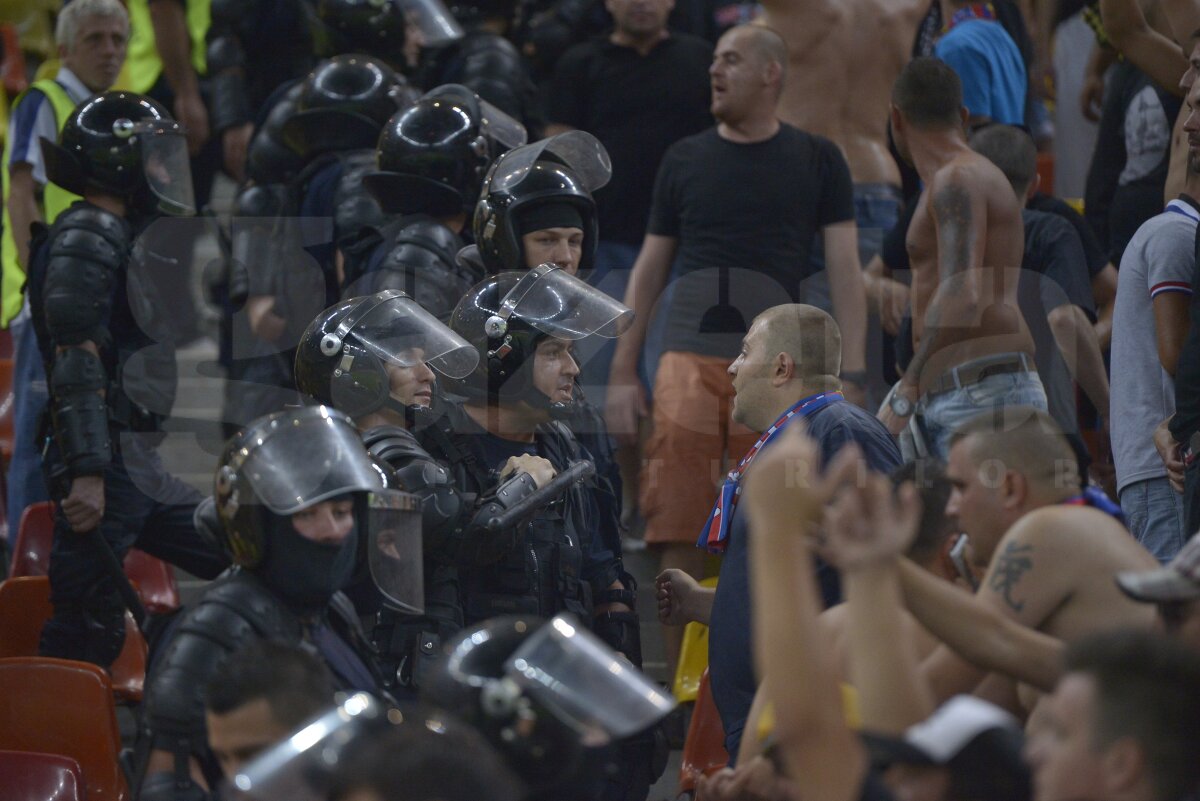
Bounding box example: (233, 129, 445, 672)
(760, 0, 928, 405)
(760, 0, 927, 211)
(838, 408, 1159, 710)
(877, 57, 1045, 459)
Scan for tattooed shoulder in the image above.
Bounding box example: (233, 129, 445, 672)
(989, 541, 1034, 613)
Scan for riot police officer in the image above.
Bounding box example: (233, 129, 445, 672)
(341, 83, 525, 320)
(294, 290, 559, 692)
(425, 614, 675, 801)
(223, 55, 415, 432)
(423, 266, 640, 650)
(140, 405, 420, 800)
(28, 92, 229, 666)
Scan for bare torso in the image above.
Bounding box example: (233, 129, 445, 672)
(906, 149, 1034, 391)
(760, 0, 929, 186)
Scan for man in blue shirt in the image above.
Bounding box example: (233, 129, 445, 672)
(934, 1, 1026, 127)
(656, 303, 901, 763)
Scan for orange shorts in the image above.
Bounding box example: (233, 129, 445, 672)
(640, 351, 758, 546)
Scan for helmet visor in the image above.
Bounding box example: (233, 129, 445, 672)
(229, 693, 382, 801)
(139, 126, 196, 216)
(398, 0, 464, 47)
(486, 130, 611, 196)
(235, 409, 384, 514)
(478, 98, 527, 153)
(366, 489, 425, 613)
(346, 291, 480, 378)
(498, 265, 633, 340)
(506, 614, 676, 741)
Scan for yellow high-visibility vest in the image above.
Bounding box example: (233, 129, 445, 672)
(0, 79, 81, 327)
(123, 0, 210, 94)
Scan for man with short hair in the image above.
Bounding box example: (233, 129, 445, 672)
(1024, 629, 1200, 801)
(205, 641, 335, 780)
(2, 0, 128, 555)
(878, 58, 1045, 459)
(1108, 126, 1198, 563)
(610, 24, 868, 672)
(968, 124, 1110, 478)
(657, 304, 899, 762)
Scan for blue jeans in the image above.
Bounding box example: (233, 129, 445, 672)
(6, 312, 50, 544)
(919, 362, 1048, 459)
(1121, 478, 1187, 564)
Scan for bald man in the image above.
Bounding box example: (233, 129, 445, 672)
(611, 24, 868, 674)
(657, 304, 900, 762)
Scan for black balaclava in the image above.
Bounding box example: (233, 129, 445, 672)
(516, 201, 583, 237)
(257, 509, 360, 613)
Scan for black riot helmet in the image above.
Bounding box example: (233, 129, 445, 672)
(423, 615, 675, 798)
(447, 264, 632, 410)
(214, 406, 424, 612)
(363, 83, 526, 217)
(281, 55, 419, 158)
(294, 290, 479, 420)
(474, 131, 610, 274)
(41, 91, 195, 216)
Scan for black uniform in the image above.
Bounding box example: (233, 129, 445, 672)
(28, 180, 229, 666)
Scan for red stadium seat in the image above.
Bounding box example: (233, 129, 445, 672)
(0, 577, 147, 702)
(677, 669, 729, 799)
(0, 657, 129, 801)
(0, 749, 84, 801)
(10, 501, 180, 614)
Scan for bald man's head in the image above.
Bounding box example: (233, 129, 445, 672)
(728, 23, 788, 90)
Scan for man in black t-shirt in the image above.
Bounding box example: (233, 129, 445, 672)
(606, 23, 866, 675)
(545, 0, 712, 404)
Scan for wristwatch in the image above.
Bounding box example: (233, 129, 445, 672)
(889, 392, 915, 418)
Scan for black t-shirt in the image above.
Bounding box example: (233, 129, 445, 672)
(1169, 195, 1200, 443)
(648, 125, 855, 358)
(546, 34, 713, 245)
(1028, 192, 1109, 278)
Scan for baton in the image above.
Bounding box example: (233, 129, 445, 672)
(485, 460, 595, 532)
(84, 526, 147, 628)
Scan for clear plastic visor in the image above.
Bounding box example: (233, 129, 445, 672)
(346, 291, 480, 378)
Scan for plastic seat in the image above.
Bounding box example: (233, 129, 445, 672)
(0, 749, 84, 801)
(122, 549, 180, 614)
(10, 501, 180, 614)
(9, 501, 54, 577)
(672, 577, 717, 703)
(0, 577, 147, 702)
(677, 669, 729, 798)
(0, 657, 129, 801)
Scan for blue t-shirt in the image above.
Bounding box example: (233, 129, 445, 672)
(934, 20, 1026, 126)
(707, 400, 902, 764)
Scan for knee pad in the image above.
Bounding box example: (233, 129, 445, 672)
(81, 580, 128, 668)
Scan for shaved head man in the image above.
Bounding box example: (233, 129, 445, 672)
(657, 304, 899, 761)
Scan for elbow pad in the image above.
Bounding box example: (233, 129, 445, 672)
(50, 347, 111, 476)
(207, 38, 251, 132)
(457, 471, 541, 565)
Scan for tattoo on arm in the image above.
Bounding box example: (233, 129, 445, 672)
(904, 180, 979, 383)
(931, 182, 976, 282)
(989, 542, 1034, 613)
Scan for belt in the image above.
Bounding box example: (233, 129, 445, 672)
(926, 353, 1033, 397)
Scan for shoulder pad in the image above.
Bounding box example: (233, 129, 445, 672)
(333, 151, 386, 241)
(233, 182, 290, 218)
(395, 216, 464, 253)
(49, 203, 131, 267)
(459, 31, 523, 61)
(146, 572, 298, 746)
(362, 425, 426, 461)
(246, 85, 306, 184)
